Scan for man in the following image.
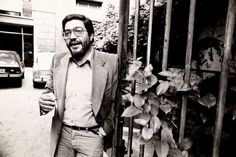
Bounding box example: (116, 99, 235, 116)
(39, 14, 118, 157)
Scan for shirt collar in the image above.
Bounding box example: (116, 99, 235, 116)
(70, 47, 94, 67)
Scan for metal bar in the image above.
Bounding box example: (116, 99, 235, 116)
(127, 0, 140, 157)
(127, 115, 134, 157)
(179, 0, 197, 143)
(0, 30, 33, 36)
(146, 0, 154, 65)
(132, 0, 140, 60)
(162, 0, 173, 71)
(212, 0, 236, 157)
(112, 0, 130, 156)
(21, 28, 24, 61)
(139, 144, 145, 157)
(127, 82, 136, 157)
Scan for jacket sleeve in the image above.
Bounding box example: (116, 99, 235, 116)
(102, 55, 118, 135)
(44, 55, 55, 92)
(39, 55, 55, 115)
(102, 54, 118, 151)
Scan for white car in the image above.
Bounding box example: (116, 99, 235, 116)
(33, 52, 55, 88)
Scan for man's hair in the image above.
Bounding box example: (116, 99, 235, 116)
(62, 14, 94, 37)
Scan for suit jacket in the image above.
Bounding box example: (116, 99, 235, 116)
(41, 49, 118, 157)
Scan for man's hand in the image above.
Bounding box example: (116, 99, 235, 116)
(39, 92, 57, 114)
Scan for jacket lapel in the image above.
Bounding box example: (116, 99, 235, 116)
(54, 51, 107, 118)
(92, 50, 107, 116)
(54, 53, 70, 120)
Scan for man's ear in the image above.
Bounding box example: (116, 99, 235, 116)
(90, 33, 94, 42)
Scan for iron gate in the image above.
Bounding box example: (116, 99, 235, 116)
(112, 0, 236, 157)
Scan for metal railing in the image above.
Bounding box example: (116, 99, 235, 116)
(114, 0, 236, 157)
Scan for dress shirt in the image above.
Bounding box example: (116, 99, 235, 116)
(63, 49, 98, 127)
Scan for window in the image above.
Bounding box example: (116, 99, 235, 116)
(22, 0, 32, 17)
(76, 0, 103, 21)
(76, 0, 103, 6)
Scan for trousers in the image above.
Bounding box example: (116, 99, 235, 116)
(55, 125, 104, 157)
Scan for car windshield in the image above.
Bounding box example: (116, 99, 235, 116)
(0, 52, 15, 59)
(0, 52, 18, 65)
(35, 53, 55, 69)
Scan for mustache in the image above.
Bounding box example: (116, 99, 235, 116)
(69, 40, 82, 46)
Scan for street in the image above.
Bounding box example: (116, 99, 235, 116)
(0, 68, 52, 157)
(0, 68, 141, 157)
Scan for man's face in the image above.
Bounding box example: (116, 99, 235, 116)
(63, 20, 93, 59)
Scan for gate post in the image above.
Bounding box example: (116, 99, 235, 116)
(179, 0, 197, 143)
(212, 0, 236, 156)
(162, 0, 173, 71)
(112, 0, 130, 157)
(127, 0, 140, 157)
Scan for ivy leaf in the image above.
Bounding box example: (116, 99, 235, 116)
(136, 82, 149, 93)
(137, 134, 155, 145)
(150, 103, 159, 116)
(134, 113, 151, 126)
(138, 135, 146, 144)
(156, 81, 170, 95)
(149, 97, 160, 116)
(126, 70, 144, 81)
(155, 141, 169, 157)
(142, 126, 154, 141)
(190, 72, 202, 87)
(129, 60, 142, 75)
(158, 70, 173, 77)
(121, 105, 142, 117)
(144, 64, 153, 77)
(150, 116, 161, 133)
(182, 150, 188, 157)
(138, 137, 157, 154)
(124, 85, 132, 93)
(137, 57, 143, 61)
(177, 83, 192, 92)
(134, 94, 146, 108)
(148, 97, 160, 105)
(143, 102, 151, 113)
(168, 148, 184, 157)
(143, 91, 158, 98)
(161, 124, 177, 148)
(122, 93, 133, 104)
(160, 104, 172, 114)
(197, 93, 216, 108)
(135, 75, 152, 93)
(135, 75, 157, 93)
(179, 138, 193, 151)
(147, 74, 158, 88)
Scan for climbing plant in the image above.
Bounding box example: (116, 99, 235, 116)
(121, 57, 220, 156)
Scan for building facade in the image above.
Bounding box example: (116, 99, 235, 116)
(0, 0, 107, 67)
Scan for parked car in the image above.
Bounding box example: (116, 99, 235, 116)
(33, 52, 55, 88)
(0, 50, 25, 87)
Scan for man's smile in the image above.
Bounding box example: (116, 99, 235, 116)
(70, 41, 82, 49)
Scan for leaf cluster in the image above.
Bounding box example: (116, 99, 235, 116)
(93, 4, 119, 53)
(122, 59, 198, 156)
(121, 58, 221, 156)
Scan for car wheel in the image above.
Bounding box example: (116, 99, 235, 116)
(33, 81, 38, 88)
(16, 78, 22, 87)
